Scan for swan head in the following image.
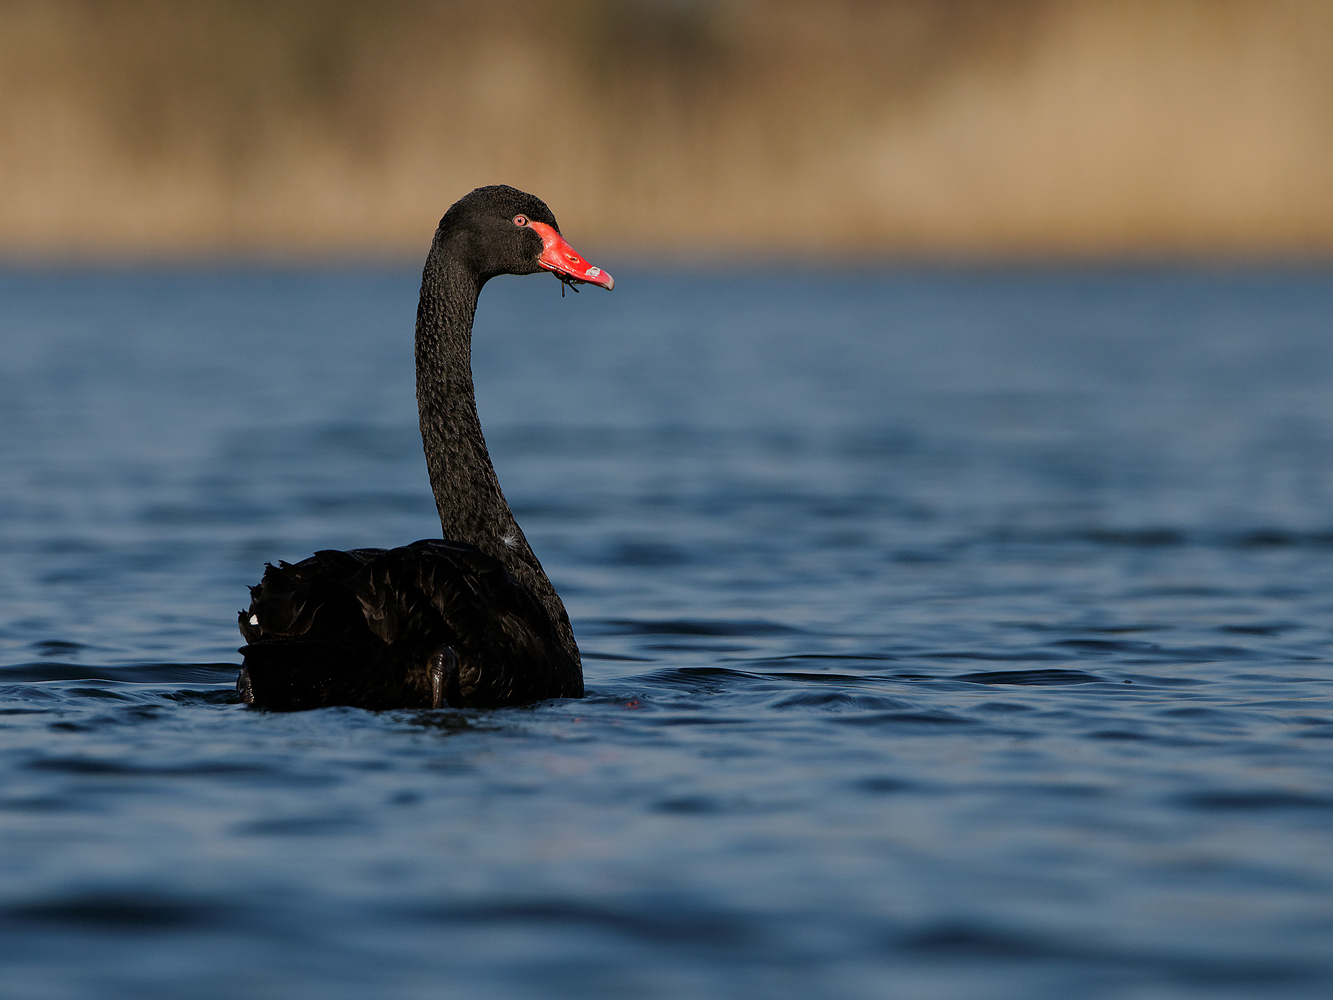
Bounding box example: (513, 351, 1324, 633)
(436, 185, 613, 291)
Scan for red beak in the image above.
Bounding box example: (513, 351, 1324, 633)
(530, 221, 614, 290)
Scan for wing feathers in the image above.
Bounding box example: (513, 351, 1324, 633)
(238, 539, 580, 711)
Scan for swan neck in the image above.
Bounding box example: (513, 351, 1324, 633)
(415, 258, 516, 552)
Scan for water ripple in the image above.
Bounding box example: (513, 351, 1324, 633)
(3, 268, 1333, 999)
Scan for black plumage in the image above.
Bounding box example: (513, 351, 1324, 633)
(237, 185, 611, 711)
(238, 541, 580, 710)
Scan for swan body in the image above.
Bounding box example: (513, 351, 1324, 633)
(237, 186, 612, 711)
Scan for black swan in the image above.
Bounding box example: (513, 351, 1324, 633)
(237, 185, 613, 711)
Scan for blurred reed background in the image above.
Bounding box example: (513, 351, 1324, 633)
(1, 0, 1330, 258)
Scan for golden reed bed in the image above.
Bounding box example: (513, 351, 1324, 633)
(2, 0, 1331, 258)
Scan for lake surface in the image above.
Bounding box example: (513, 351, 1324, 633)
(1, 263, 1332, 999)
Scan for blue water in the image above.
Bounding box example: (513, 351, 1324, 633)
(2, 264, 1332, 999)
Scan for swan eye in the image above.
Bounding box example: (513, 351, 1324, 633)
(513, 215, 529, 227)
